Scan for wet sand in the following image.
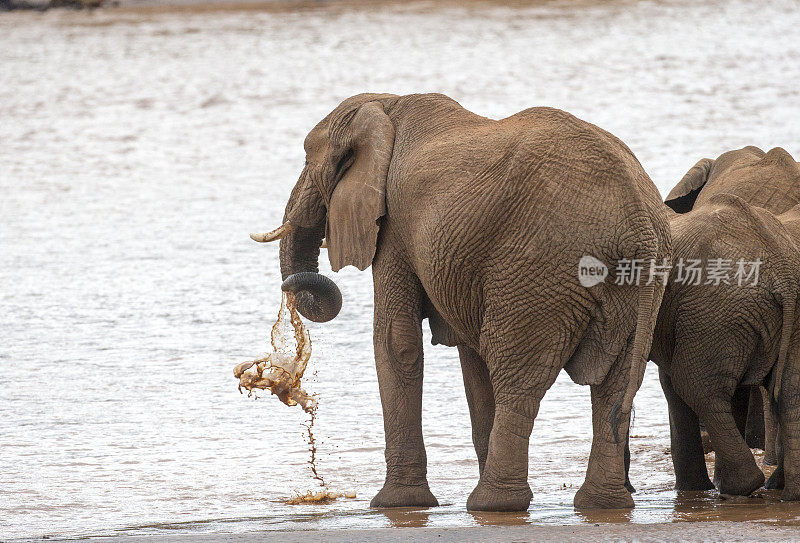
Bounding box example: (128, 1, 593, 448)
(47, 523, 800, 543)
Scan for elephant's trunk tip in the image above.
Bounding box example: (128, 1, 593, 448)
(281, 272, 342, 323)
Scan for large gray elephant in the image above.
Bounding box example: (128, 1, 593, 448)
(252, 93, 670, 511)
(650, 147, 800, 499)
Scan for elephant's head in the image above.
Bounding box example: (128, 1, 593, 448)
(665, 146, 800, 214)
(251, 93, 397, 322)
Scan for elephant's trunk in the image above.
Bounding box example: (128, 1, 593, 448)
(276, 218, 342, 323)
(253, 169, 342, 323)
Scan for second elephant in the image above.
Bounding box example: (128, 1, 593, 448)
(650, 147, 800, 499)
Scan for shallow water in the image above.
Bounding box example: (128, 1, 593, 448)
(2, 0, 800, 540)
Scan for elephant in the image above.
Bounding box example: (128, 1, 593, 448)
(251, 93, 670, 511)
(666, 146, 800, 467)
(664, 146, 800, 215)
(649, 146, 800, 500)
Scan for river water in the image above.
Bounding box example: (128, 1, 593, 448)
(2, 0, 800, 540)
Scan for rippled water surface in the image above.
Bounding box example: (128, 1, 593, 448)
(2, 0, 800, 539)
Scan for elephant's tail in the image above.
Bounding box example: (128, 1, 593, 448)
(611, 280, 656, 443)
(773, 287, 797, 403)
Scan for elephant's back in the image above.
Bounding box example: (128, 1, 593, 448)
(693, 147, 800, 214)
(661, 197, 799, 379)
(517, 109, 668, 264)
(398, 111, 671, 343)
(503, 106, 668, 238)
(400, 106, 671, 269)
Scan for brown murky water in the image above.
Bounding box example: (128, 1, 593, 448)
(233, 292, 315, 412)
(233, 292, 342, 497)
(2, 0, 800, 539)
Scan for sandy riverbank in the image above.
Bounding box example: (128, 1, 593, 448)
(1, 0, 615, 14)
(46, 523, 800, 543)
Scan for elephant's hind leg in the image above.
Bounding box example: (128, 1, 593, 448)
(658, 367, 714, 490)
(765, 430, 784, 490)
(465, 329, 565, 511)
(458, 345, 495, 476)
(668, 341, 763, 496)
(777, 382, 800, 501)
(706, 403, 765, 496)
(688, 390, 764, 496)
(465, 386, 547, 512)
(573, 348, 636, 509)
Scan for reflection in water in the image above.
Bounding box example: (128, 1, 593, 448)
(378, 508, 432, 528)
(469, 511, 531, 527)
(2, 0, 800, 539)
(672, 490, 800, 525)
(575, 508, 632, 524)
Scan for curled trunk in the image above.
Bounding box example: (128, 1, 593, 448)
(279, 223, 342, 323)
(282, 272, 342, 323)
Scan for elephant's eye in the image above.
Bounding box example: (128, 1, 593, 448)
(303, 159, 309, 167)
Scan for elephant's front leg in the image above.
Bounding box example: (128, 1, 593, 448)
(458, 345, 494, 476)
(369, 255, 438, 508)
(763, 387, 779, 466)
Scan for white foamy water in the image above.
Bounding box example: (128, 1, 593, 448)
(2, 0, 800, 539)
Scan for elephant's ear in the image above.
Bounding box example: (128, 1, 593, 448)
(664, 158, 715, 213)
(326, 101, 395, 272)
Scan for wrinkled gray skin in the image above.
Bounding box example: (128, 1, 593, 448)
(266, 93, 670, 511)
(650, 147, 800, 500)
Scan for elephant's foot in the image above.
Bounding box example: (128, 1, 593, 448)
(573, 481, 634, 509)
(466, 480, 532, 512)
(715, 462, 764, 496)
(573, 485, 634, 509)
(370, 482, 438, 508)
(675, 473, 715, 491)
(765, 466, 784, 490)
(781, 485, 800, 501)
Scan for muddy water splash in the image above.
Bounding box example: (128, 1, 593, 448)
(304, 409, 324, 486)
(232, 292, 355, 504)
(233, 292, 315, 412)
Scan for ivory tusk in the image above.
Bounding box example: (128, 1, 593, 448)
(250, 222, 297, 243)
